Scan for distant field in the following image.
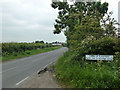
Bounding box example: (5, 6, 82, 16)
(1, 43, 62, 61)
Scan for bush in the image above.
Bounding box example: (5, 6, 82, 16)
(74, 36, 120, 60)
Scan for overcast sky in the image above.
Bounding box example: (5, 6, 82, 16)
(0, 0, 120, 43)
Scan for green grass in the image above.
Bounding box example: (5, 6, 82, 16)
(0, 57, 2, 62)
(55, 51, 120, 88)
(2, 46, 62, 62)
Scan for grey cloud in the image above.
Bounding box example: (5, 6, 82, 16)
(1, 0, 66, 42)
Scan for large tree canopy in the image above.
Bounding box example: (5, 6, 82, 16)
(51, 0, 112, 48)
(51, 1, 108, 35)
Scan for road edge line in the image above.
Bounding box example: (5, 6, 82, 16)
(16, 76, 29, 86)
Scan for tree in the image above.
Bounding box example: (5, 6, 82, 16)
(101, 11, 120, 37)
(51, 0, 109, 48)
(35, 41, 44, 43)
(51, 1, 108, 34)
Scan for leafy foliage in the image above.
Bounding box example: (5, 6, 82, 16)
(55, 51, 120, 88)
(51, 1, 119, 48)
(51, 1, 120, 88)
(35, 40, 44, 43)
(72, 36, 120, 61)
(51, 1, 109, 47)
(2, 43, 54, 56)
(101, 11, 120, 37)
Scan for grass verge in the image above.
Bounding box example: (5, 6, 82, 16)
(2, 46, 62, 62)
(55, 51, 120, 88)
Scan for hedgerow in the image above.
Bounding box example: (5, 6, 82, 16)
(73, 36, 120, 60)
(2, 43, 54, 56)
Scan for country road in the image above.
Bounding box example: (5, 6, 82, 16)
(2, 47, 68, 88)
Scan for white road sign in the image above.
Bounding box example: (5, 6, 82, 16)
(85, 55, 114, 61)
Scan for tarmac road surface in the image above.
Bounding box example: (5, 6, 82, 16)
(2, 47, 68, 88)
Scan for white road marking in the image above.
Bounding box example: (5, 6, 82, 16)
(16, 76, 29, 86)
(0, 67, 16, 73)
